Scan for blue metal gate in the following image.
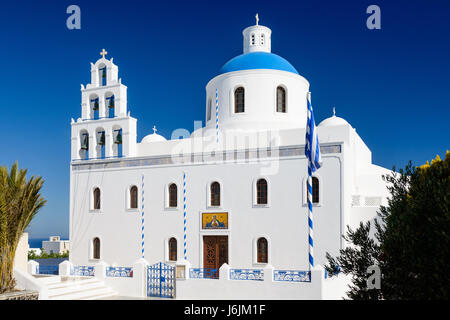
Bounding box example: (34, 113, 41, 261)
(147, 262, 176, 298)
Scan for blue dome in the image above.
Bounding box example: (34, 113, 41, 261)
(219, 52, 299, 75)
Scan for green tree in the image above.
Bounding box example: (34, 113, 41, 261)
(0, 162, 46, 293)
(326, 151, 450, 300)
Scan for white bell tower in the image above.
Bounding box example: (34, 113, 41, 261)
(71, 49, 137, 161)
(242, 14, 272, 54)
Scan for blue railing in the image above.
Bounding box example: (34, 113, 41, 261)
(273, 270, 311, 282)
(189, 268, 219, 279)
(106, 267, 133, 278)
(70, 265, 95, 277)
(230, 268, 264, 281)
(37, 265, 59, 275)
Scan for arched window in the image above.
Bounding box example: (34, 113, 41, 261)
(207, 98, 212, 121)
(130, 186, 138, 209)
(210, 182, 220, 206)
(276, 86, 286, 113)
(168, 184, 178, 208)
(256, 179, 268, 205)
(306, 177, 320, 203)
(93, 237, 101, 259)
(168, 237, 177, 261)
(257, 238, 268, 263)
(234, 87, 245, 113)
(93, 187, 101, 210)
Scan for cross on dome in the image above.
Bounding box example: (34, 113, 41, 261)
(152, 125, 157, 134)
(100, 49, 108, 59)
(333, 107, 336, 116)
(255, 13, 259, 25)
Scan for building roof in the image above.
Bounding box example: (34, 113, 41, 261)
(219, 52, 299, 75)
(141, 133, 167, 143)
(318, 115, 350, 127)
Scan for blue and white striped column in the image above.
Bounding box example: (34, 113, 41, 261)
(183, 171, 187, 260)
(215, 88, 219, 143)
(141, 174, 145, 259)
(307, 164, 314, 268)
(305, 91, 321, 270)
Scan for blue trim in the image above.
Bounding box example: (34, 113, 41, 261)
(71, 155, 123, 162)
(81, 116, 119, 121)
(219, 52, 299, 75)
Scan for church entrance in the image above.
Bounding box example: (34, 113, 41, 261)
(203, 235, 228, 279)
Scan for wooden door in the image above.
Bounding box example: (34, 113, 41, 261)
(203, 236, 228, 278)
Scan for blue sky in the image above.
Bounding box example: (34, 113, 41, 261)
(0, 0, 449, 239)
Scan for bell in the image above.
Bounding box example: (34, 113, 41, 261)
(114, 132, 122, 144)
(98, 133, 105, 145)
(81, 136, 89, 150)
(93, 100, 99, 111)
(108, 98, 115, 108)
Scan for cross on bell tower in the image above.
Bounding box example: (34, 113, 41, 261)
(100, 49, 108, 59)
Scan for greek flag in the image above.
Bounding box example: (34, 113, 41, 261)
(305, 93, 322, 171)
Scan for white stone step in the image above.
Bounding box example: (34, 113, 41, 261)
(34, 275, 61, 284)
(48, 279, 105, 297)
(81, 292, 118, 300)
(47, 277, 97, 289)
(51, 286, 116, 300)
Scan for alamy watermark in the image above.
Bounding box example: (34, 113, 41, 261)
(366, 5, 381, 30)
(66, 5, 81, 30)
(366, 264, 381, 289)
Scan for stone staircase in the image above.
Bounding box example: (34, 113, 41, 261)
(34, 275, 117, 300)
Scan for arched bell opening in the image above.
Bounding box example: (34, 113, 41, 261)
(105, 92, 115, 118)
(112, 125, 123, 158)
(95, 127, 106, 159)
(79, 130, 89, 160)
(98, 62, 107, 87)
(89, 93, 100, 120)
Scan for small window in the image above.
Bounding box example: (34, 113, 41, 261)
(260, 34, 265, 45)
(306, 177, 320, 203)
(169, 184, 178, 208)
(210, 182, 220, 206)
(312, 177, 319, 203)
(93, 237, 100, 259)
(276, 86, 286, 113)
(169, 238, 177, 261)
(130, 186, 138, 209)
(251, 33, 255, 45)
(207, 98, 212, 121)
(256, 179, 268, 205)
(257, 238, 268, 263)
(93, 188, 101, 210)
(234, 87, 245, 113)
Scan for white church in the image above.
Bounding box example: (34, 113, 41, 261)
(66, 18, 391, 299)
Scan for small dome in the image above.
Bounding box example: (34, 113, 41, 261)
(219, 52, 299, 75)
(319, 115, 349, 127)
(141, 133, 167, 143)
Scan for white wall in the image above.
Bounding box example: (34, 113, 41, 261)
(70, 151, 344, 270)
(14, 233, 29, 273)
